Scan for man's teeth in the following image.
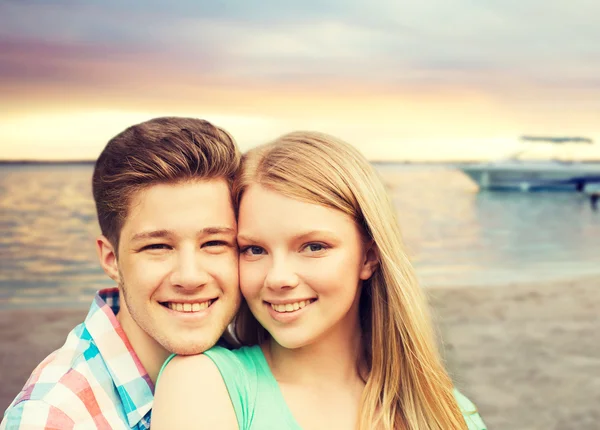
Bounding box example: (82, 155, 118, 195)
(167, 300, 212, 313)
(270, 300, 313, 313)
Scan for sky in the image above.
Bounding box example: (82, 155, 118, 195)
(1, 0, 600, 161)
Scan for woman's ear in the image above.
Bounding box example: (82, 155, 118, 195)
(96, 235, 120, 283)
(360, 241, 380, 280)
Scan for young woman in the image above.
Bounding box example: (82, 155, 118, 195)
(152, 132, 486, 429)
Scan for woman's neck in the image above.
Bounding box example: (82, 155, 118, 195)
(264, 315, 365, 387)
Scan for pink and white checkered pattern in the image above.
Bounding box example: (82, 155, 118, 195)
(1, 288, 154, 430)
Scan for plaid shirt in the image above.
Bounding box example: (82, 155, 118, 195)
(1, 288, 154, 430)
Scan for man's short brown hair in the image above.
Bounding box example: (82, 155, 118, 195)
(92, 117, 240, 249)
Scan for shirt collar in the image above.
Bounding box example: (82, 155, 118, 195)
(84, 288, 154, 428)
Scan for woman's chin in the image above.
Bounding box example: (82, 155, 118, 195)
(266, 329, 318, 350)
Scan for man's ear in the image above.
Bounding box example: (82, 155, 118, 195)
(96, 235, 120, 283)
(359, 241, 380, 281)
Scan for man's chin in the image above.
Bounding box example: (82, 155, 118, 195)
(168, 339, 219, 356)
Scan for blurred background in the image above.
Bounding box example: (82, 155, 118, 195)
(1, 1, 600, 428)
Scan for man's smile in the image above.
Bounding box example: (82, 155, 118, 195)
(160, 299, 216, 313)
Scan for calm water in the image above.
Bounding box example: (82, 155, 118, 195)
(1, 163, 599, 309)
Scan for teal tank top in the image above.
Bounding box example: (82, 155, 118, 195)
(158, 345, 487, 429)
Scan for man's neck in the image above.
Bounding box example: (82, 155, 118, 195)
(116, 309, 170, 384)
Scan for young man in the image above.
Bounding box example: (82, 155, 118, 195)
(1, 117, 242, 429)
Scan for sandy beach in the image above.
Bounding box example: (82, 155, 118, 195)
(429, 276, 600, 429)
(1, 277, 599, 429)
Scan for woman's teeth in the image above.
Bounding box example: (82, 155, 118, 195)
(270, 300, 313, 313)
(167, 300, 212, 312)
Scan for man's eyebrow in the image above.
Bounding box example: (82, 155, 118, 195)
(130, 229, 173, 242)
(131, 227, 235, 242)
(200, 227, 236, 236)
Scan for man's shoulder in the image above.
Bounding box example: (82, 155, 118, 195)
(2, 291, 150, 429)
(7, 322, 108, 409)
(2, 321, 125, 428)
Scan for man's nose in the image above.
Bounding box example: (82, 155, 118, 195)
(170, 249, 210, 290)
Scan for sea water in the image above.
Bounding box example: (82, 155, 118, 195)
(1, 163, 599, 308)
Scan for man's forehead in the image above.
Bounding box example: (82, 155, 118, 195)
(120, 180, 236, 240)
(130, 179, 231, 203)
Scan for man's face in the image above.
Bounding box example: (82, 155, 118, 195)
(111, 179, 240, 356)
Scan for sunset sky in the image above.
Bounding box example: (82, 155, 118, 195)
(1, 0, 599, 161)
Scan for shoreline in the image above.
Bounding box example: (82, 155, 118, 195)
(2, 276, 599, 429)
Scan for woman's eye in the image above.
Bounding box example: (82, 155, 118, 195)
(304, 243, 327, 253)
(242, 245, 265, 256)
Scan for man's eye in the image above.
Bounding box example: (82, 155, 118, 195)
(142, 244, 170, 251)
(241, 245, 265, 256)
(203, 240, 228, 248)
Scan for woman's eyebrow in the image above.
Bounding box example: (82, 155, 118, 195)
(293, 230, 337, 242)
(237, 233, 260, 243)
(237, 230, 337, 244)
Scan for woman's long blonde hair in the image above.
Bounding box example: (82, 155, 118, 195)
(233, 132, 467, 430)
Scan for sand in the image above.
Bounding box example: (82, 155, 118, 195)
(1, 277, 599, 429)
(429, 276, 600, 429)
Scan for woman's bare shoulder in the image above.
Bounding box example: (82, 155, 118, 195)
(152, 354, 238, 430)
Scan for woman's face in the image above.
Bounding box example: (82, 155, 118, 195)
(237, 184, 377, 349)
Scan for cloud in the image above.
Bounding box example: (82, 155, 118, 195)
(0, 0, 599, 160)
(2, 0, 599, 92)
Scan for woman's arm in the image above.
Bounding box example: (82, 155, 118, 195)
(152, 354, 238, 430)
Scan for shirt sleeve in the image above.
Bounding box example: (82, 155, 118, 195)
(1, 399, 75, 430)
(204, 346, 255, 430)
(453, 389, 487, 430)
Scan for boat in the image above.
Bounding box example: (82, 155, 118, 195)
(458, 136, 600, 191)
(584, 182, 600, 210)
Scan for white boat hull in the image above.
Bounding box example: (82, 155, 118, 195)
(459, 161, 600, 191)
